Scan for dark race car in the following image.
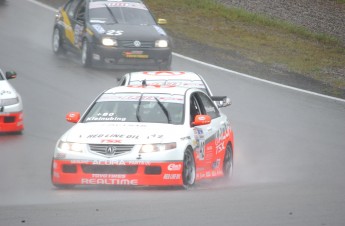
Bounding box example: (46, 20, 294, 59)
(52, 0, 172, 70)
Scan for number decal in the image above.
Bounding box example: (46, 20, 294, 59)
(106, 30, 124, 36)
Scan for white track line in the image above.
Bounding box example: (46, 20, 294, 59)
(29, 0, 345, 103)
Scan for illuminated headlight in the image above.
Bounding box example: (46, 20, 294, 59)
(155, 40, 168, 48)
(0, 97, 19, 106)
(102, 38, 117, 46)
(57, 141, 87, 153)
(139, 142, 176, 153)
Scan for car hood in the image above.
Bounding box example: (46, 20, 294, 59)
(0, 80, 17, 99)
(61, 122, 183, 144)
(90, 23, 168, 40)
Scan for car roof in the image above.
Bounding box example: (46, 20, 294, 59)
(126, 71, 204, 82)
(105, 84, 194, 96)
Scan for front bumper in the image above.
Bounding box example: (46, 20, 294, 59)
(91, 44, 172, 69)
(0, 111, 23, 133)
(52, 159, 183, 186)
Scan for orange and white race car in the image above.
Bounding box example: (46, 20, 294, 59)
(0, 69, 23, 134)
(51, 85, 234, 188)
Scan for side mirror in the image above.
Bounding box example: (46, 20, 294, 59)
(193, 115, 211, 126)
(5, 71, 17, 79)
(66, 112, 80, 123)
(157, 18, 167, 25)
(211, 96, 232, 108)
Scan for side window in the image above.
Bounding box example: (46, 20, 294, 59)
(75, 1, 86, 22)
(197, 92, 220, 119)
(67, 0, 82, 18)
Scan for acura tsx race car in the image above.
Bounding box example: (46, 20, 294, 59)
(52, 0, 172, 70)
(51, 85, 234, 188)
(0, 69, 23, 133)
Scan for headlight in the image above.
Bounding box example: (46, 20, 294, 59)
(0, 97, 19, 106)
(155, 40, 168, 48)
(139, 142, 176, 153)
(57, 141, 87, 153)
(102, 38, 117, 46)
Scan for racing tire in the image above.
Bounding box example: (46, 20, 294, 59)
(52, 27, 65, 55)
(222, 144, 233, 179)
(81, 39, 92, 68)
(182, 147, 196, 189)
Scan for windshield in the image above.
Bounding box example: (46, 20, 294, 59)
(83, 92, 185, 124)
(88, 1, 156, 25)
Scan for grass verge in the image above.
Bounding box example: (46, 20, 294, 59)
(145, 0, 345, 97)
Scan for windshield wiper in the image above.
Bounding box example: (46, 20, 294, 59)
(154, 97, 171, 124)
(136, 94, 143, 122)
(104, 3, 118, 24)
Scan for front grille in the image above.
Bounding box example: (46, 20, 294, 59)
(119, 40, 154, 48)
(89, 144, 134, 157)
(81, 165, 138, 174)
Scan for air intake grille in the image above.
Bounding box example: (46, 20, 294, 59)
(89, 144, 134, 157)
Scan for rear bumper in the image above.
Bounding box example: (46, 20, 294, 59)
(0, 112, 24, 133)
(51, 159, 183, 186)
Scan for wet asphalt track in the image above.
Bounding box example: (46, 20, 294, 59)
(0, 1, 345, 225)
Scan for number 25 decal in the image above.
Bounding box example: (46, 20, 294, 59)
(106, 30, 124, 36)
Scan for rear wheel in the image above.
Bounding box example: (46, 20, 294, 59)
(81, 39, 92, 67)
(222, 144, 233, 179)
(182, 147, 196, 188)
(52, 27, 65, 55)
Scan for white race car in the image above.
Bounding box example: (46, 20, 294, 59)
(0, 69, 23, 133)
(51, 84, 234, 188)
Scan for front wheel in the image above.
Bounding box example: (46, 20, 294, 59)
(182, 147, 196, 189)
(222, 144, 233, 179)
(81, 39, 92, 68)
(52, 27, 65, 55)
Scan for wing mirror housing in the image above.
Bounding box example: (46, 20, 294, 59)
(157, 18, 167, 25)
(5, 71, 17, 79)
(211, 96, 232, 108)
(66, 112, 80, 123)
(193, 115, 211, 126)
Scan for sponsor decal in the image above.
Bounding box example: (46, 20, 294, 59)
(163, 174, 181, 180)
(167, 163, 182, 171)
(143, 71, 186, 76)
(91, 160, 151, 165)
(0, 90, 11, 95)
(87, 134, 139, 139)
(193, 128, 205, 160)
(180, 136, 191, 141)
(81, 178, 138, 185)
(92, 174, 126, 179)
(122, 51, 149, 59)
(92, 24, 105, 34)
